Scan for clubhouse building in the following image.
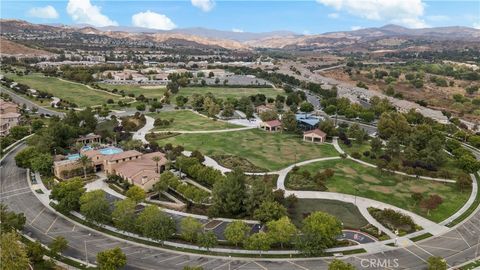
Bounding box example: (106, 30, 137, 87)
(53, 137, 168, 191)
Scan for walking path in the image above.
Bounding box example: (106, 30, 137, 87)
(132, 115, 155, 144)
(155, 126, 255, 134)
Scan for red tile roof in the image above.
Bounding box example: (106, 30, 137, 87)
(264, 119, 282, 127)
(304, 129, 327, 137)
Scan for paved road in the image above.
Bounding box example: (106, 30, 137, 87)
(2, 145, 480, 269)
(0, 87, 65, 117)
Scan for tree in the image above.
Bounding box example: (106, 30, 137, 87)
(328, 259, 356, 270)
(50, 178, 86, 212)
(253, 200, 287, 223)
(282, 110, 297, 132)
(1, 232, 30, 270)
(125, 185, 146, 203)
(152, 156, 161, 173)
(136, 205, 175, 242)
(191, 150, 205, 163)
(266, 216, 297, 248)
(209, 169, 247, 218)
(411, 192, 423, 206)
(427, 256, 447, 270)
(296, 211, 342, 255)
(9, 125, 30, 140)
(167, 81, 179, 94)
(26, 241, 44, 264)
(370, 137, 383, 156)
(30, 153, 53, 176)
(259, 110, 278, 122)
(420, 195, 443, 215)
(456, 174, 473, 192)
(48, 236, 68, 255)
(79, 155, 91, 179)
(197, 231, 217, 251)
(222, 102, 235, 117)
(80, 190, 111, 224)
(224, 220, 249, 247)
(15, 146, 40, 168)
(244, 232, 271, 252)
(112, 199, 137, 232)
(299, 102, 314, 113)
(0, 204, 26, 233)
(319, 120, 336, 136)
(180, 217, 203, 243)
(96, 247, 127, 270)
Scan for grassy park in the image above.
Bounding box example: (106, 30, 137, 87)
(156, 129, 339, 171)
(285, 158, 470, 222)
(150, 110, 240, 131)
(98, 83, 166, 99)
(178, 86, 282, 99)
(5, 73, 122, 107)
(290, 199, 368, 229)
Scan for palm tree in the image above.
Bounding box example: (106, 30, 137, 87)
(152, 156, 161, 173)
(79, 155, 91, 179)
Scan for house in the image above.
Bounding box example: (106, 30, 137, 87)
(255, 103, 276, 114)
(303, 129, 327, 143)
(260, 119, 282, 132)
(0, 100, 20, 136)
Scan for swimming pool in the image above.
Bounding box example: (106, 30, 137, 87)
(99, 147, 123, 155)
(67, 154, 80, 160)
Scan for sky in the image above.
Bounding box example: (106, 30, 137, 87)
(1, 0, 479, 34)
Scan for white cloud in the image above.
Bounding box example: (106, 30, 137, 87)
(66, 0, 117, 27)
(191, 0, 215, 12)
(232, 28, 244, 33)
(132, 10, 176, 30)
(316, 0, 428, 28)
(474, 22, 480, 29)
(328, 13, 339, 19)
(351, 26, 363, 31)
(27, 5, 59, 19)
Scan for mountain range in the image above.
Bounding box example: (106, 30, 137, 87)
(2, 19, 480, 51)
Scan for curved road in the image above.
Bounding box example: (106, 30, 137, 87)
(1, 145, 480, 269)
(0, 87, 65, 117)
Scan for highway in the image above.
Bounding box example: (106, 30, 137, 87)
(2, 144, 480, 269)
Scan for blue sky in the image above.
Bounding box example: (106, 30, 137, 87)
(1, 0, 479, 33)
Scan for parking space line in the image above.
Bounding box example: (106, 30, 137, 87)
(175, 257, 196, 266)
(458, 228, 472, 247)
(141, 252, 165, 259)
(125, 250, 143, 256)
(0, 186, 30, 194)
(1, 190, 32, 199)
(29, 207, 45, 225)
(437, 235, 462, 240)
(197, 259, 216, 267)
(156, 254, 183, 263)
(404, 248, 427, 263)
(419, 244, 461, 252)
(72, 224, 76, 232)
(469, 220, 480, 232)
(232, 262, 250, 270)
(212, 261, 230, 270)
(288, 261, 310, 270)
(45, 216, 58, 234)
(254, 262, 268, 270)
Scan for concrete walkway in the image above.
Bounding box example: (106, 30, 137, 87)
(132, 115, 155, 144)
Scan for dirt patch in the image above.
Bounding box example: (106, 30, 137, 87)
(361, 174, 381, 184)
(340, 166, 357, 175)
(140, 85, 166, 89)
(408, 184, 429, 193)
(370, 185, 394, 194)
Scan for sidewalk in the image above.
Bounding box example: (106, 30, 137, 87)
(132, 115, 155, 144)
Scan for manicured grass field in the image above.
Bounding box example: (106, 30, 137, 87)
(289, 199, 368, 229)
(98, 83, 166, 99)
(339, 140, 466, 180)
(150, 110, 240, 131)
(5, 73, 122, 107)
(156, 129, 339, 171)
(286, 158, 470, 222)
(177, 86, 283, 99)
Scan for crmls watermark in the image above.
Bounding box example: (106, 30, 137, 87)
(360, 258, 400, 268)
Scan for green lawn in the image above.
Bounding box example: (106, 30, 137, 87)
(177, 87, 283, 99)
(339, 140, 466, 180)
(156, 129, 339, 171)
(286, 158, 470, 222)
(150, 110, 240, 131)
(289, 199, 368, 229)
(5, 73, 122, 107)
(98, 83, 166, 99)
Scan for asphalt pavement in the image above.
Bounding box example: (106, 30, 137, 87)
(2, 145, 480, 269)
